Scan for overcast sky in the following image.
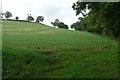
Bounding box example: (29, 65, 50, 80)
(2, 0, 83, 28)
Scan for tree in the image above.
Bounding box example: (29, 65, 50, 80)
(56, 19, 60, 26)
(57, 22, 68, 29)
(71, 22, 81, 31)
(51, 22, 54, 27)
(71, 21, 86, 31)
(72, 1, 120, 37)
(36, 16, 44, 23)
(27, 14, 34, 22)
(0, 13, 4, 19)
(5, 11, 12, 19)
(15, 16, 19, 20)
(54, 19, 60, 24)
(51, 19, 60, 27)
(51, 19, 68, 29)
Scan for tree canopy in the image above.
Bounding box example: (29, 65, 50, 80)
(51, 19, 68, 29)
(36, 16, 44, 23)
(27, 14, 34, 22)
(5, 11, 12, 19)
(15, 16, 19, 20)
(71, 21, 86, 31)
(51, 19, 60, 27)
(57, 22, 68, 29)
(72, 2, 120, 37)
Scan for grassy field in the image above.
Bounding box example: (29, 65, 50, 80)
(2, 20, 118, 78)
(0, 20, 2, 79)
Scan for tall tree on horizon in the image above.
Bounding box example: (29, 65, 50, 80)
(15, 16, 19, 20)
(36, 16, 44, 23)
(5, 11, 12, 19)
(51, 19, 60, 27)
(27, 14, 34, 22)
(51, 19, 68, 29)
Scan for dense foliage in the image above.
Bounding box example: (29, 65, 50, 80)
(51, 19, 60, 27)
(4, 11, 12, 19)
(72, 2, 120, 37)
(27, 14, 34, 22)
(15, 16, 19, 20)
(36, 16, 44, 23)
(57, 22, 68, 29)
(71, 20, 86, 31)
(51, 19, 68, 29)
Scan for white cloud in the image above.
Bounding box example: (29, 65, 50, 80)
(2, 0, 81, 27)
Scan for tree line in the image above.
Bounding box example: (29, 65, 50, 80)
(1, 11, 68, 29)
(71, 1, 120, 38)
(1, 11, 44, 23)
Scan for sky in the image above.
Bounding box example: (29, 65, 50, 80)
(2, 0, 83, 28)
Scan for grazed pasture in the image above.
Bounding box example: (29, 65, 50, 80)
(2, 21, 118, 78)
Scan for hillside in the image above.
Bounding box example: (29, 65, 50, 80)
(2, 21, 118, 78)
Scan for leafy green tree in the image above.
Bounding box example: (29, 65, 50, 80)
(72, 1, 120, 37)
(71, 22, 81, 31)
(71, 21, 86, 31)
(51, 19, 60, 27)
(5, 11, 12, 19)
(54, 19, 60, 26)
(51, 19, 68, 29)
(57, 22, 68, 29)
(36, 16, 44, 23)
(27, 14, 34, 22)
(15, 16, 19, 20)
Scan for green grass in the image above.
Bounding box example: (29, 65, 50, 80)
(2, 20, 118, 78)
(0, 20, 2, 79)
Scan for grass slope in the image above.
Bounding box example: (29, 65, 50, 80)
(2, 21, 118, 78)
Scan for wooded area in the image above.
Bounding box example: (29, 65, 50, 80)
(72, 2, 120, 38)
